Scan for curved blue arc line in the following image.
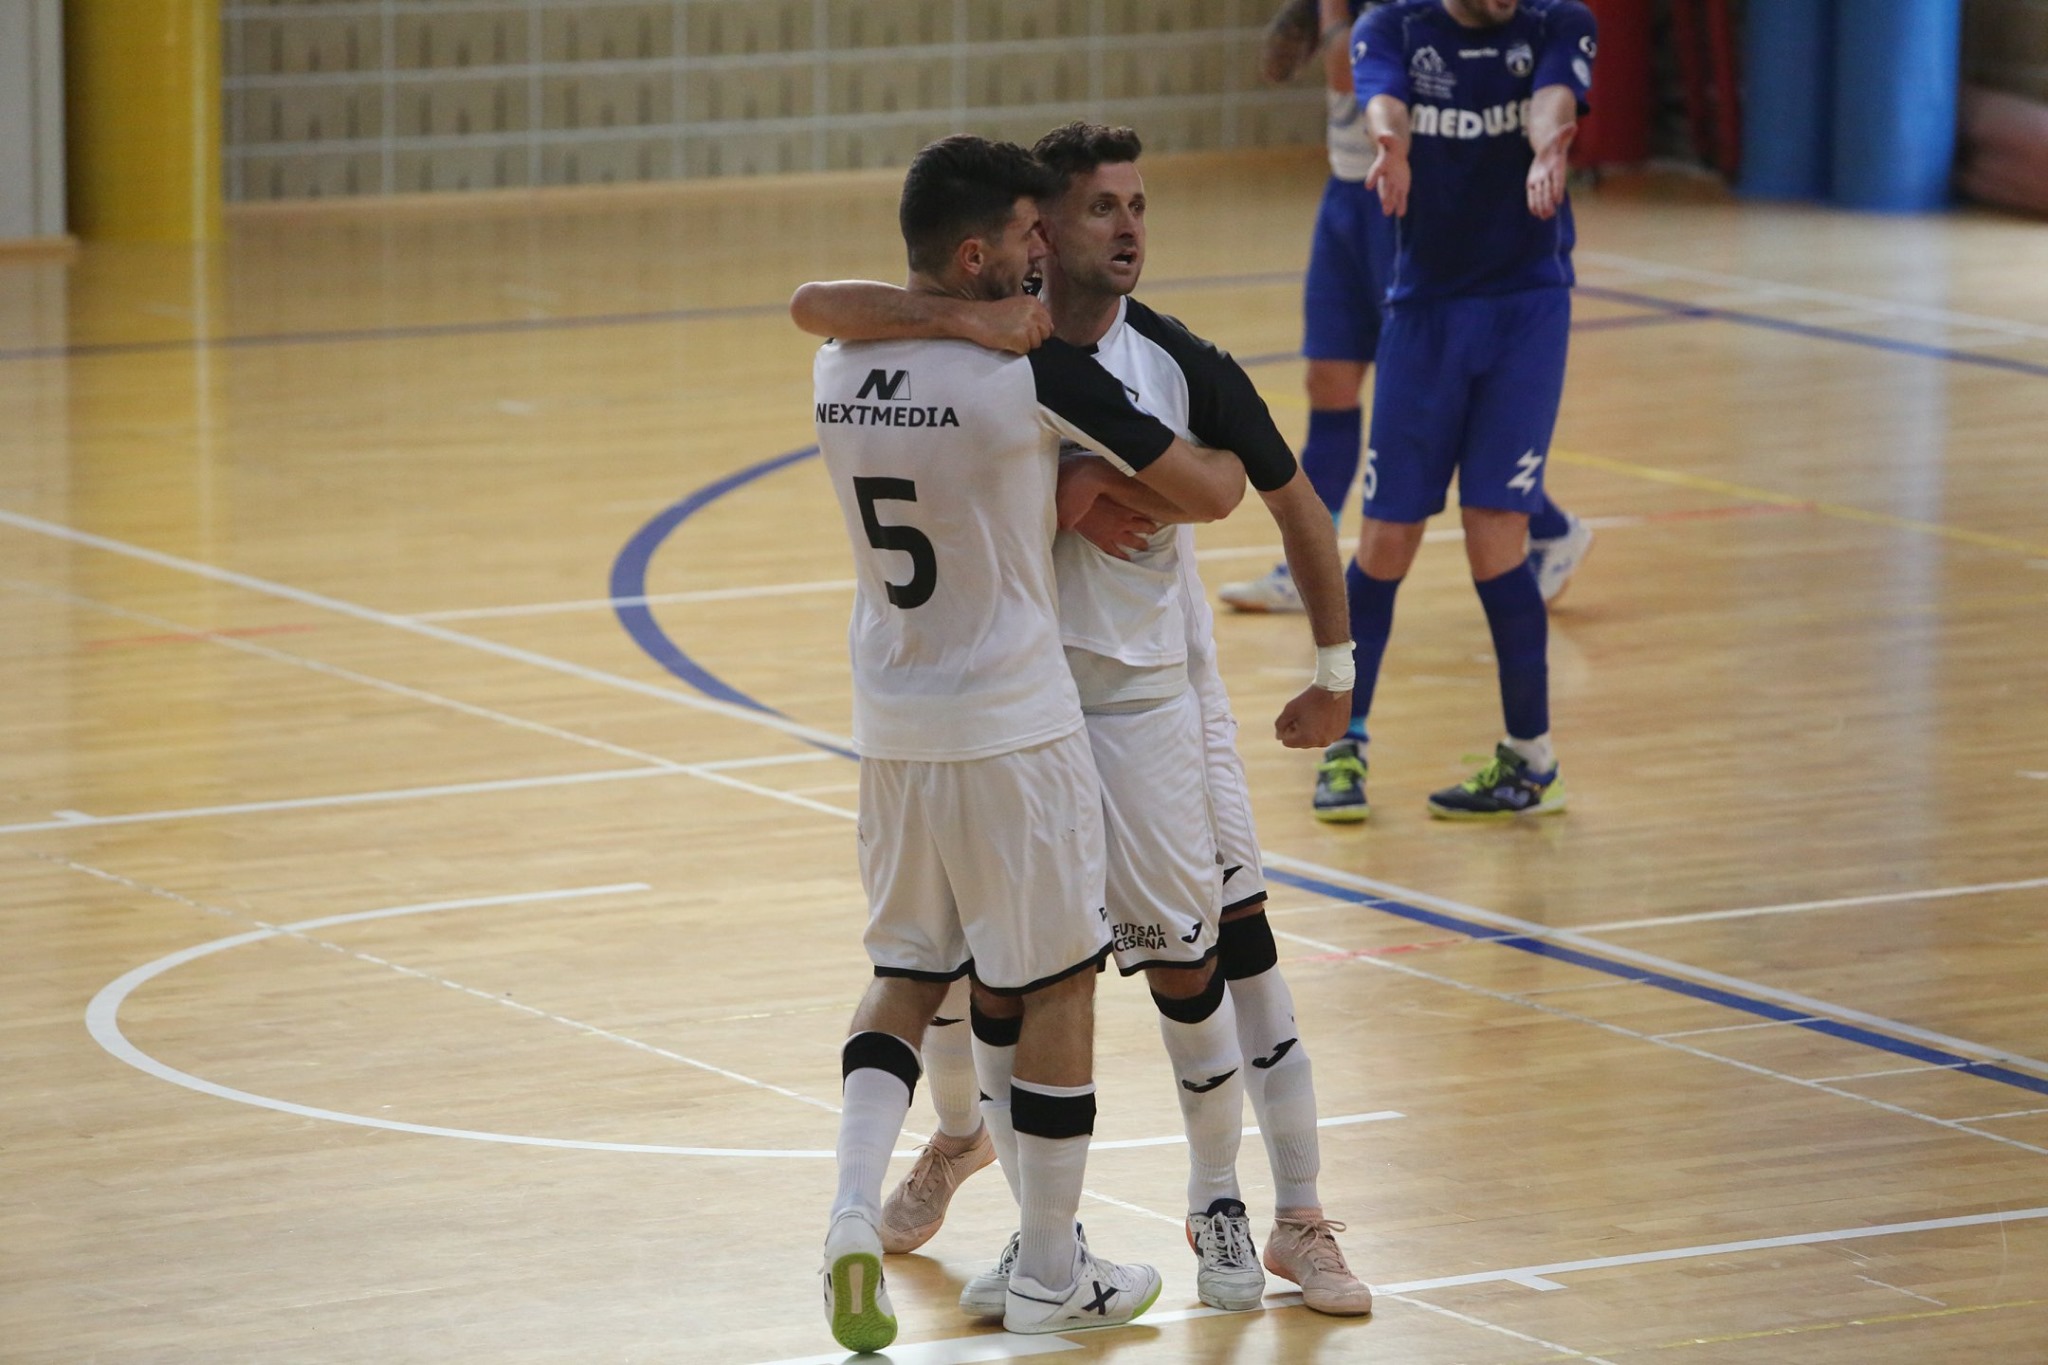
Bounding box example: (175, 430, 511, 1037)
(612, 444, 2048, 1102)
(609, 443, 822, 717)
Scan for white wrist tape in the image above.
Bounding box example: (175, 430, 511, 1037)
(1313, 642, 1355, 693)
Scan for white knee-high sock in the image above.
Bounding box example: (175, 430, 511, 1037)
(1010, 1078, 1094, 1291)
(971, 1006, 1022, 1203)
(1155, 983, 1246, 1213)
(833, 1032, 920, 1223)
(1228, 965, 1322, 1211)
(925, 980, 981, 1139)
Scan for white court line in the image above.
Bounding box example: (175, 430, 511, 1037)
(1264, 853, 2048, 1079)
(13, 506, 2039, 1098)
(745, 1206, 2048, 1365)
(1388, 1294, 1617, 1362)
(1192, 515, 1646, 564)
(407, 578, 858, 621)
(1274, 921, 2048, 1159)
(1578, 250, 2048, 341)
(83, 881, 876, 1156)
(0, 752, 833, 838)
(1092, 1111, 1402, 1151)
(5, 577, 859, 827)
(0, 507, 852, 751)
(78, 861, 1367, 1165)
(0, 767, 673, 836)
(1577, 875, 2048, 932)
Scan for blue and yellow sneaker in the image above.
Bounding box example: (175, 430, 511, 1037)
(1312, 738, 1369, 823)
(1427, 744, 1566, 820)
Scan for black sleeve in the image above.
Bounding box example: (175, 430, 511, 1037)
(1027, 339, 1178, 474)
(1122, 301, 1299, 493)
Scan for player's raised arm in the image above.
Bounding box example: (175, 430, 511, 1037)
(789, 279, 1053, 354)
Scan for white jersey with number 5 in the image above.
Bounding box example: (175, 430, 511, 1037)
(814, 334, 1177, 762)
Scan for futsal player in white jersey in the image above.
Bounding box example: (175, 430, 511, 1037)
(794, 126, 1375, 1319)
(811, 134, 1253, 1352)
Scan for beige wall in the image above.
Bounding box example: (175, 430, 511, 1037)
(223, 0, 1324, 202)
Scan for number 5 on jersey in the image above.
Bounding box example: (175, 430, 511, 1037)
(853, 476, 937, 609)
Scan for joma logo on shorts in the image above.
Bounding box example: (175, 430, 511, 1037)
(1412, 100, 1533, 140)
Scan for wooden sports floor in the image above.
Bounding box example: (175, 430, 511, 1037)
(4, 148, 2047, 1363)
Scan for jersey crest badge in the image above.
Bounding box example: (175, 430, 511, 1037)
(1506, 43, 1533, 77)
(1409, 46, 1456, 99)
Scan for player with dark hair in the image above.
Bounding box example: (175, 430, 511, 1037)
(810, 132, 1248, 1350)
(1223, 0, 1592, 627)
(1310, 0, 1596, 823)
(796, 123, 1375, 1320)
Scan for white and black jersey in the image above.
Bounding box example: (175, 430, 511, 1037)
(815, 333, 1178, 762)
(1054, 297, 1298, 700)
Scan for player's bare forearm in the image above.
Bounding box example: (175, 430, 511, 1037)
(789, 281, 1051, 352)
(1320, 0, 1354, 93)
(1524, 85, 1578, 220)
(1363, 96, 1413, 216)
(1262, 473, 1350, 649)
(1059, 454, 1189, 526)
(1135, 439, 1246, 522)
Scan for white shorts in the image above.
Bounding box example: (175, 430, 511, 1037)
(1084, 688, 1225, 975)
(1188, 642, 1268, 913)
(857, 728, 1111, 994)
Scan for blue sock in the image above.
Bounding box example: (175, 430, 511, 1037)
(1474, 562, 1550, 747)
(1528, 494, 1570, 541)
(1344, 559, 1401, 745)
(1301, 408, 1363, 519)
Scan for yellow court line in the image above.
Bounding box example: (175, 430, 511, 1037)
(1650, 1297, 2048, 1351)
(1554, 447, 2048, 560)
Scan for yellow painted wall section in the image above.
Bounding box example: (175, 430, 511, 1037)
(64, 0, 221, 241)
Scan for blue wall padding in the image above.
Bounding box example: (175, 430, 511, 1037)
(1832, 0, 1963, 211)
(1740, 0, 1834, 199)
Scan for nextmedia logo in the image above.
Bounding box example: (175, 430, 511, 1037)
(857, 368, 911, 401)
(819, 369, 959, 428)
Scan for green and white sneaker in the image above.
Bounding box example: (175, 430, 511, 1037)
(1427, 744, 1565, 820)
(821, 1209, 895, 1352)
(1313, 738, 1370, 823)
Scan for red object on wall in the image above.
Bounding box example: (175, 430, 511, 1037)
(1573, 0, 1654, 166)
(1672, 0, 1743, 177)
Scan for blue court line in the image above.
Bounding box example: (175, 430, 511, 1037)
(611, 443, 2048, 1102)
(0, 299, 789, 363)
(1577, 284, 2048, 379)
(1261, 866, 2048, 1099)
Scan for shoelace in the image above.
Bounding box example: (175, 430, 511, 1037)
(904, 1138, 974, 1201)
(1197, 1214, 1260, 1270)
(1463, 755, 1516, 792)
(1274, 1216, 1352, 1275)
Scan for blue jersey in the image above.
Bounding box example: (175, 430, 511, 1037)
(1352, 0, 1596, 304)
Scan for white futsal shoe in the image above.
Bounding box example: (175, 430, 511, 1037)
(1529, 515, 1594, 604)
(1218, 564, 1303, 613)
(820, 1208, 895, 1352)
(1003, 1240, 1163, 1335)
(1187, 1197, 1267, 1310)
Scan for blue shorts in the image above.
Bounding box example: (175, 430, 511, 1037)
(1362, 287, 1571, 523)
(1302, 177, 1394, 363)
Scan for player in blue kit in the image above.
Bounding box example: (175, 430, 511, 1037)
(1311, 0, 1595, 821)
(1224, 0, 1593, 617)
